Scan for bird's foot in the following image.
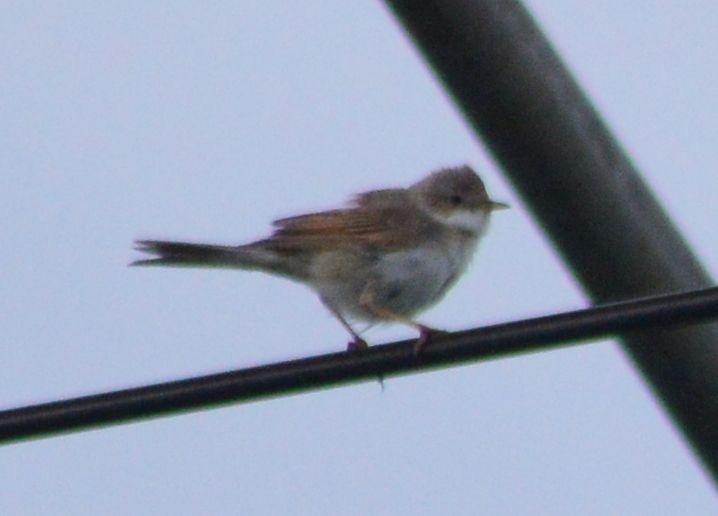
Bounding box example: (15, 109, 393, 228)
(346, 337, 383, 388)
(413, 325, 448, 357)
(347, 337, 369, 352)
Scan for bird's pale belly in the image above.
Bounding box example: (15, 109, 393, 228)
(313, 243, 476, 322)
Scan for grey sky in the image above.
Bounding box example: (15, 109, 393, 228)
(2, 2, 717, 514)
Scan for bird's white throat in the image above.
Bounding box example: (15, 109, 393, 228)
(429, 208, 490, 235)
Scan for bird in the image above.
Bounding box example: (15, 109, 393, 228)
(132, 165, 507, 354)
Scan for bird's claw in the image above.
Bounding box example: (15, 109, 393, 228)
(347, 337, 369, 352)
(345, 338, 383, 388)
(413, 325, 447, 357)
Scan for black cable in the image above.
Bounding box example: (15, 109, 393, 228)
(2, 287, 718, 445)
(385, 0, 718, 482)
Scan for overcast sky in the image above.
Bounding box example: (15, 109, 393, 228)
(2, 2, 717, 514)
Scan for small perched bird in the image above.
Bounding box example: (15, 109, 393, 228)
(132, 165, 507, 353)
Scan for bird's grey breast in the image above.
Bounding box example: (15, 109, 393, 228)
(369, 232, 479, 316)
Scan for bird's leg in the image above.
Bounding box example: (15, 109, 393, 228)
(321, 299, 385, 389)
(322, 300, 368, 351)
(358, 288, 445, 357)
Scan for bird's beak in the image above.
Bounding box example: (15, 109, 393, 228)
(485, 200, 510, 211)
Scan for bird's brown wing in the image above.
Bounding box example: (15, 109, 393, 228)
(264, 191, 435, 252)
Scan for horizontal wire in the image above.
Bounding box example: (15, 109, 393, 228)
(2, 286, 718, 445)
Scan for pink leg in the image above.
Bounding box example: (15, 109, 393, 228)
(322, 300, 369, 352)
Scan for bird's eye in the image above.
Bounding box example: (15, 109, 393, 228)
(450, 195, 463, 205)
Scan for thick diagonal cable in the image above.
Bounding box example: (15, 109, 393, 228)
(384, 0, 718, 482)
(2, 287, 718, 445)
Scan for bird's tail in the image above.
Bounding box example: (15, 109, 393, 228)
(131, 240, 279, 271)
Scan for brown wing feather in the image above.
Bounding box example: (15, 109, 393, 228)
(265, 190, 435, 252)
